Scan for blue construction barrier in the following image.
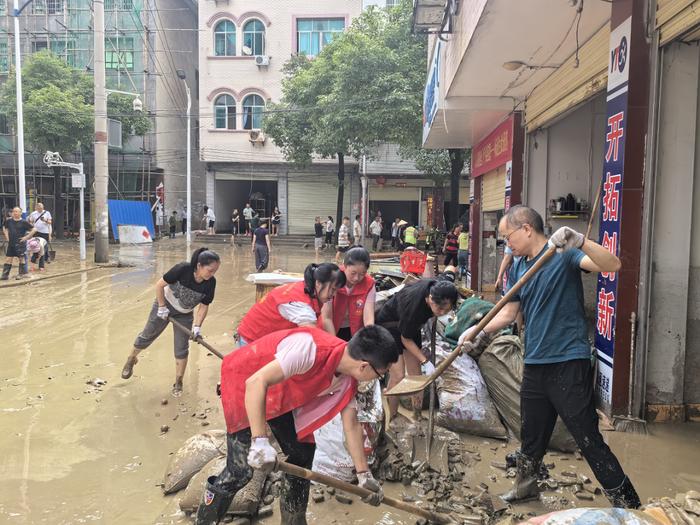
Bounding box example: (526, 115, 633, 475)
(108, 199, 155, 241)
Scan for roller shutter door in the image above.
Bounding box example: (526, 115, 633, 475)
(657, 0, 700, 45)
(481, 166, 506, 212)
(525, 23, 609, 132)
(287, 176, 355, 235)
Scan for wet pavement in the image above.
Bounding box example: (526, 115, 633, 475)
(0, 238, 699, 524)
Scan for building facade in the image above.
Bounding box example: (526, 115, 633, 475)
(418, 0, 700, 422)
(0, 0, 203, 232)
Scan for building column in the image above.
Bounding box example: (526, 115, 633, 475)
(278, 173, 289, 235)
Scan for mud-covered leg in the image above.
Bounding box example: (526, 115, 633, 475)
(195, 430, 253, 525)
(269, 413, 315, 525)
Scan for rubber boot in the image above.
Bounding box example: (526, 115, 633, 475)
(1, 263, 11, 281)
(603, 476, 641, 509)
(501, 454, 541, 503)
(194, 477, 235, 525)
(121, 354, 138, 379)
(230, 468, 267, 516)
(15, 261, 27, 279)
(279, 496, 308, 525)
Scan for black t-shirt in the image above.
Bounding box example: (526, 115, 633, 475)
(163, 262, 216, 311)
(4, 219, 32, 244)
(314, 223, 324, 238)
(376, 278, 437, 342)
(254, 227, 269, 246)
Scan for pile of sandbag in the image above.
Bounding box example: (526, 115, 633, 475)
(163, 430, 226, 494)
(421, 320, 507, 439)
(312, 379, 384, 481)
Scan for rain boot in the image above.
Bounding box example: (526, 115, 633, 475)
(194, 477, 235, 525)
(501, 453, 541, 503)
(603, 476, 641, 509)
(121, 354, 138, 379)
(1, 263, 11, 281)
(279, 494, 308, 525)
(15, 261, 28, 280)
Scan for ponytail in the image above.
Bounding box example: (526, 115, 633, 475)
(190, 247, 220, 269)
(303, 262, 346, 298)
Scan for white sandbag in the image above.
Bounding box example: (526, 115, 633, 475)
(423, 324, 507, 439)
(163, 429, 226, 494)
(178, 455, 227, 512)
(312, 380, 383, 482)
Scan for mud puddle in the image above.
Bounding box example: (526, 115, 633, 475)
(0, 239, 698, 524)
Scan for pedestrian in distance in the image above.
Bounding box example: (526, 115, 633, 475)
(376, 277, 458, 429)
(181, 207, 187, 236)
(352, 214, 362, 246)
(458, 205, 641, 509)
(194, 325, 397, 525)
(335, 216, 351, 264)
(2, 207, 36, 281)
(324, 216, 334, 248)
(28, 202, 52, 264)
(271, 206, 281, 237)
(250, 211, 261, 231)
(457, 226, 470, 281)
(204, 206, 216, 235)
(313, 217, 324, 259)
(391, 218, 401, 249)
(121, 247, 220, 397)
(243, 203, 254, 236)
(321, 247, 375, 341)
(169, 211, 178, 239)
(252, 221, 271, 272)
(369, 216, 382, 252)
(26, 236, 48, 272)
(442, 224, 461, 269)
(235, 262, 346, 347)
(231, 209, 240, 236)
(402, 222, 417, 250)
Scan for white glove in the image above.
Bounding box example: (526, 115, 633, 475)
(156, 306, 169, 320)
(420, 360, 436, 376)
(548, 226, 584, 253)
(247, 437, 277, 470)
(357, 471, 383, 506)
(457, 326, 477, 347)
(191, 326, 201, 340)
(459, 328, 492, 360)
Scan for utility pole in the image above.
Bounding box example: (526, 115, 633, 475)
(176, 69, 191, 245)
(11, 0, 27, 214)
(93, 0, 109, 262)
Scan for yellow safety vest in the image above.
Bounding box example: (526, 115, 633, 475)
(404, 226, 417, 244)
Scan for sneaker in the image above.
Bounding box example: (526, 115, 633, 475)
(171, 379, 183, 398)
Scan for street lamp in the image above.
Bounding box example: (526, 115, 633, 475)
(176, 69, 192, 245)
(43, 151, 86, 261)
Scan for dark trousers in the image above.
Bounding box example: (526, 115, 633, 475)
(36, 232, 50, 260)
(521, 359, 628, 490)
(443, 252, 458, 267)
(212, 412, 315, 514)
(254, 244, 269, 272)
(181, 218, 187, 235)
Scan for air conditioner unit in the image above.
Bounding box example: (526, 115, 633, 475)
(249, 130, 266, 144)
(255, 55, 270, 67)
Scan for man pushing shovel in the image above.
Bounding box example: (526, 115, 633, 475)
(195, 325, 399, 525)
(459, 205, 641, 509)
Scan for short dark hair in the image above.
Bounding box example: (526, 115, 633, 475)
(347, 325, 399, 369)
(429, 280, 458, 307)
(355, 214, 360, 220)
(344, 246, 370, 269)
(504, 205, 544, 234)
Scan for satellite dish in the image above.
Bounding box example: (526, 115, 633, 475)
(242, 45, 253, 56)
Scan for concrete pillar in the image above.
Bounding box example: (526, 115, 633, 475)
(278, 173, 288, 235)
(647, 42, 700, 420)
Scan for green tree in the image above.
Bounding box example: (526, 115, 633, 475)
(107, 93, 151, 144)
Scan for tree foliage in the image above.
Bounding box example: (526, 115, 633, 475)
(107, 93, 151, 144)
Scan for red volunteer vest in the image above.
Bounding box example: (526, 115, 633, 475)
(220, 327, 357, 440)
(238, 281, 321, 342)
(329, 271, 375, 336)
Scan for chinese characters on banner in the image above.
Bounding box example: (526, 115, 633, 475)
(471, 116, 514, 178)
(594, 16, 631, 410)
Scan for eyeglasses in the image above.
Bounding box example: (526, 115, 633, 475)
(368, 362, 387, 381)
(504, 225, 525, 243)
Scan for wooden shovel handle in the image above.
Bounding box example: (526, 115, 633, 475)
(275, 460, 453, 524)
(169, 317, 226, 360)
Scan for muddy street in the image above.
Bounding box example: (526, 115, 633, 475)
(1, 241, 699, 525)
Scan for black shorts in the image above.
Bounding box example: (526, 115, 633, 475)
(337, 245, 350, 253)
(208, 220, 215, 228)
(5, 241, 24, 258)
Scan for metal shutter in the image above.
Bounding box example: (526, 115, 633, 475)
(657, 0, 700, 45)
(481, 165, 506, 212)
(287, 176, 356, 235)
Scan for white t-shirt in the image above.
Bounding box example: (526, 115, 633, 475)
(353, 220, 362, 239)
(243, 207, 253, 220)
(369, 221, 382, 236)
(206, 209, 216, 222)
(28, 210, 52, 234)
(275, 332, 356, 407)
(278, 302, 318, 325)
(326, 220, 334, 233)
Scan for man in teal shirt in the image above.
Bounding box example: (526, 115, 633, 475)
(459, 205, 640, 509)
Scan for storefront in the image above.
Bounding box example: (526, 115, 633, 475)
(467, 113, 524, 291)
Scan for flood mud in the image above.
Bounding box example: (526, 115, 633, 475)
(0, 239, 698, 524)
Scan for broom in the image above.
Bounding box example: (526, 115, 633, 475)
(613, 312, 648, 434)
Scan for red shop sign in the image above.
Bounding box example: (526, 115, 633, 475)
(472, 115, 514, 178)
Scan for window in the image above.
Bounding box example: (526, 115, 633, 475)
(32, 41, 48, 53)
(105, 37, 134, 70)
(214, 20, 236, 56)
(32, 0, 45, 14)
(243, 19, 265, 56)
(385, 0, 399, 7)
(0, 0, 6, 14)
(46, 0, 62, 14)
(214, 94, 236, 129)
(0, 114, 10, 135)
(242, 94, 264, 130)
(296, 18, 345, 56)
(50, 40, 76, 67)
(0, 42, 8, 73)
(105, 0, 132, 10)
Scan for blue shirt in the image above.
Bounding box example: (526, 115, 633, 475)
(507, 244, 590, 365)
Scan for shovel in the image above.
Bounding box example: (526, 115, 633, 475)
(426, 316, 437, 457)
(386, 245, 557, 397)
(274, 460, 454, 524)
(169, 317, 226, 360)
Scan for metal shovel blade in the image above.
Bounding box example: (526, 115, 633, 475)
(385, 246, 556, 397)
